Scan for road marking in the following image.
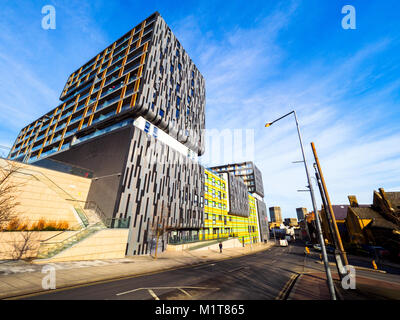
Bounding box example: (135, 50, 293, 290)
(116, 286, 219, 296)
(228, 266, 250, 273)
(148, 289, 159, 300)
(275, 273, 300, 300)
(178, 288, 192, 297)
(194, 263, 215, 270)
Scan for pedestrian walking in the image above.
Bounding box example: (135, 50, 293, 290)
(219, 241, 223, 253)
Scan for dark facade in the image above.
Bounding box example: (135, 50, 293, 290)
(256, 199, 269, 242)
(269, 206, 282, 223)
(296, 207, 307, 221)
(224, 172, 249, 217)
(115, 126, 204, 255)
(210, 161, 264, 197)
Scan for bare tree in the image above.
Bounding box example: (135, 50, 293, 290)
(11, 231, 37, 260)
(148, 201, 176, 258)
(0, 161, 22, 230)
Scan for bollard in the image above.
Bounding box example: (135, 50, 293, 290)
(372, 260, 378, 270)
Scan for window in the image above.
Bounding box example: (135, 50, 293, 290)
(144, 121, 150, 133)
(177, 96, 181, 107)
(176, 108, 180, 119)
(153, 127, 158, 138)
(176, 83, 180, 92)
(159, 109, 164, 117)
(178, 63, 182, 71)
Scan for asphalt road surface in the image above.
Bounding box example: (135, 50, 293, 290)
(21, 243, 322, 300)
(20, 243, 400, 300)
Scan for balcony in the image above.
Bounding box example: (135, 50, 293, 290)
(96, 95, 120, 111)
(100, 82, 124, 99)
(123, 62, 140, 76)
(40, 147, 58, 158)
(106, 65, 122, 77)
(73, 118, 132, 146)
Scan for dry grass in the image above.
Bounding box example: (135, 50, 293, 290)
(2, 217, 69, 231)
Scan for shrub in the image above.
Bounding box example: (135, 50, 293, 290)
(3, 217, 70, 231)
(6, 218, 21, 231)
(56, 221, 69, 230)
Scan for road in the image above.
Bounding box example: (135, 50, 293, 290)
(21, 243, 321, 300)
(19, 242, 400, 300)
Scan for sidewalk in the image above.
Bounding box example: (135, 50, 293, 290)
(287, 272, 333, 300)
(288, 270, 400, 300)
(0, 242, 273, 299)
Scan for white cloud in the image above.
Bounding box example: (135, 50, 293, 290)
(172, 3, 400, 219)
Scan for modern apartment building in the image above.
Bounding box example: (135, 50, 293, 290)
(296, 207, 307, 221)
(169, 169, 261, 245)
(269, 206, 282, 223)
(8, 12, 268, 256)
(211, 161, 264, 198)
(8, 12, 206, 255)
(210, 161, 268, 242)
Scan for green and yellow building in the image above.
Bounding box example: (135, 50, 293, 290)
(199, 169, 260, 245)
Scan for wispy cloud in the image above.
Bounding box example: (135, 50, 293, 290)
(0, 1, 107, 147)
(172, 1, 400, 218)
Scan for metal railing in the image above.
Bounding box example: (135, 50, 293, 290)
(168, 234, 235, 245)
(37, 222, 104, 259)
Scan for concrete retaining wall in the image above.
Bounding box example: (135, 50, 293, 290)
(0, 231, 77, 260)
(33, 229, 130, 263)
(0, 159, 92, 227)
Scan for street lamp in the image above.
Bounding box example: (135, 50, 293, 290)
(265, 110, 337, 300)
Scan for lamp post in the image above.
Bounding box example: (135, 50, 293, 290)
(265, 110, 336, 300)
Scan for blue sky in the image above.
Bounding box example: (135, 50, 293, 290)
(1, 0, 399, 219)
